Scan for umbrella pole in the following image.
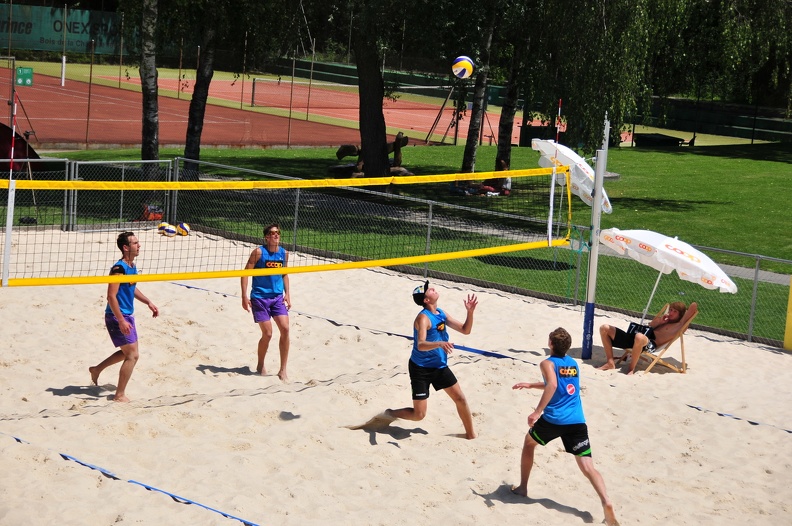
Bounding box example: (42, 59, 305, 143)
(642, 269, 665, 323)
(551, 177, 563, 268)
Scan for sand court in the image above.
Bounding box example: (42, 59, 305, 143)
(1, 254, 791, 524)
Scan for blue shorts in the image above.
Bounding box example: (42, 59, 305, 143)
(105, 313, 138, 347)
(530, 416, 592, 457)
(251, 296, 288, 323)
(408, 360, 458, 400)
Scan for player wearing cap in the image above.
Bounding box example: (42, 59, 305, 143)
(385, 281, 479, 439)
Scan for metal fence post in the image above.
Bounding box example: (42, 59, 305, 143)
(119, 163, 125, 226)
(292, 188, 301, 250)
(167, 161, 176, 224)
(748, 257, 761, 341)
(423, 203, 433, 278)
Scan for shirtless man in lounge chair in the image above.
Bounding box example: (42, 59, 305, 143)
(598, 301, 698, 374)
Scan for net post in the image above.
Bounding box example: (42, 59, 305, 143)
(2, 180, 16, 286)
(581, 148, 607, 360)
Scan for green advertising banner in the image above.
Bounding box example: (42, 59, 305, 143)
(0, 5, 122, 55)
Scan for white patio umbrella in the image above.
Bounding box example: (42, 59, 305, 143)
(599, 228, 738, 321)
(532, 139, 613, 214)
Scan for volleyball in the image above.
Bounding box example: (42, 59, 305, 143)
(157, 222, 172, 235)
(176, 222, 191, 236)
(452, 56, 474, 79)
(162, 224, 178, 237)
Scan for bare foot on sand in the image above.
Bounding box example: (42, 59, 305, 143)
(255, 365, 266, 376)
(277, 370, 288, 382)
(597, 363, 615, 371)
(510, 485, 527, 497)
(603, 503, 619, 525)
(89, 366, 100, 385)
(113, 394, 130, 403)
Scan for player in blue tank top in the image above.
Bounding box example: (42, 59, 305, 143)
(409, 307, 450, 368)
(90, 231, 159, 403)
(383, 280, 479, 440)
(241, 223, 291, 381)
(511, 327, 618, 526)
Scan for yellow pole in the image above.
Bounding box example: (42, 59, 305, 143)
(785, 276, 792, 351)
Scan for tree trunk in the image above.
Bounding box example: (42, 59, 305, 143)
(496, 46, 525, 170)
(182, 27, 216, 181)
(139, 0, 158, 165)
(352, 17, 389, 177)
(461, 3, 499, 173)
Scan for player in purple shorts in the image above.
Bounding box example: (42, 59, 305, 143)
(241, 223, 291, 381)
(89, 232, 159, 402)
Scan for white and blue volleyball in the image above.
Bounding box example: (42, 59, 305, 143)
(452, 56, 474, 79)
(162, 224, 178, 237)
(158, 222, 172, 235)
(176, 222, 191, 236)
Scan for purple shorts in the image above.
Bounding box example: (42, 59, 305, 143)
(105, 313, 138, 347)
(251, 296, 288, 323)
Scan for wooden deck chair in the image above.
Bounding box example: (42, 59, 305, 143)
(616, 304, 698, 374)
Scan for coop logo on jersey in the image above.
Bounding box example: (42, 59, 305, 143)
(558, 366, 578, 377)
(265, 261, 283, 268)
(437, 322, 446, 332)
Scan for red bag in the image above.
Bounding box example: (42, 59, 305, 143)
(141, 204, 163, 221)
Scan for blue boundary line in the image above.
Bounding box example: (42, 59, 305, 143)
(168, 281, 792, 435)
(1, 432, 260, 526)
(685, 405, 792, 434)
(127, 480, 259, 525)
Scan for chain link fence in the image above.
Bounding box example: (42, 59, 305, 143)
(2, 157, 790, 348)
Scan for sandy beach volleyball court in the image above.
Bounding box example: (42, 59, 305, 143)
(1, 246, 790, 524)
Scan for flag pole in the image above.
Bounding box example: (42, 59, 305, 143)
(546, 98, 561, 245)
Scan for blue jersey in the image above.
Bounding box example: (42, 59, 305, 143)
(251, 246, 286, 299)
(409, 308, 449, 369)
(105, 260, 137, 316)
(542, 355, 585, 425)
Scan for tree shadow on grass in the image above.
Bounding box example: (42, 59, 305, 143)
(476, 255, 573, 271)
(609, 196, 730, 212)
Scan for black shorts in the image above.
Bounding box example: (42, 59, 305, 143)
(529, 416, 592, 457)
(408, 360, 458, 400)
(613, 327, 656, 351)
(611, 327, 637, 349)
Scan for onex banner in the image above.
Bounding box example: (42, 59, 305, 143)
(0, 5, 122, 55)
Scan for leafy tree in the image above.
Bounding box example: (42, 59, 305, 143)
(348, 0, 390, 177)
(461, 0, 502, 173)
(120, 0, 301, 174)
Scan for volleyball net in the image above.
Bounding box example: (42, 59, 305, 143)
(1, 160, 572, 287)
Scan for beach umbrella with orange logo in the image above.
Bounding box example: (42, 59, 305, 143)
(599, 228, 737, 320)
